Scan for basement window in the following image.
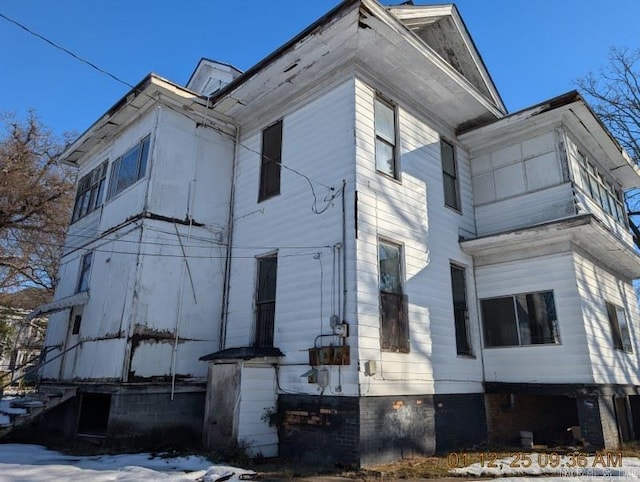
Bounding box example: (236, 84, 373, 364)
(481, 290, 559, 347)
(107, 135, 151, 200)
(379, 240, 409, 352)
(258, 120, 283, 202)
(606, 301, 633, 353)
(77, 393, 111, 437)
(71, 161, 108, 223)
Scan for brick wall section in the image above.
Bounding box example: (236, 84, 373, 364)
(278, 394, 360, 467)
(359, 395, 435, 466)
(486, 394, 578, 446)
(434, 393, 486, 452)
(107, 389, 205, 449)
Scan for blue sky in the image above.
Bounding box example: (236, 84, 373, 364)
(1, 1, 639, 137)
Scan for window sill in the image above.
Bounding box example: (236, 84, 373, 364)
(258, 192, 281, 204)
(456, 352, 475, 359)
(444, 203, 462, 215)
(376, 169, 402, 185)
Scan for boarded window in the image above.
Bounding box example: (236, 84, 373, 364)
(107, 136, 151, 200)
(71, 161, 108, 223)
(258, 120, 283, 202)
(606, 301, 633, 353)
(481, 291, 559, 347)
(450, 264, 472, 356)
(76, 252, 93, 293)
(374, 97, 398, 179)
(379, 240, 409, 352)
(441, 139, 459, 210)
(255, 254, 277, 347)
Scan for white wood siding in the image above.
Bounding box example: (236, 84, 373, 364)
(225, 79, 359, 396)
(470, 131, 577, 236)
(354, 78, 483, 396)
(573, 250, 640, 385)
(475, 252, 593, 383)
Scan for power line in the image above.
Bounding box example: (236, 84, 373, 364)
(0, 9, 341, 205)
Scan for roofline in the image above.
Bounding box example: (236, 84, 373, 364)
(60, 73, 211, 165)
(209, 0, 360, 104)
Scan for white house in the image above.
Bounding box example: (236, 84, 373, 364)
(36, 0, 640, 466)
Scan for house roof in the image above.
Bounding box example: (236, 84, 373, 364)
(458, 90, 640, 189)
(59, 74, 235, 166)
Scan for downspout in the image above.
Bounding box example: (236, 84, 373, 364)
(219, 124, 240, 350)
(341, 179, 348, 327)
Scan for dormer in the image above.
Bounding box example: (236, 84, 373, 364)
(186, 59, 243, 97)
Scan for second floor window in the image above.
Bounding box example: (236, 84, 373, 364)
(577, 153, 626, 225)
(258, 120, 283, 202)
(107, 136, 151, 200)
(441, 139, 460, 210)
(374, 97, 398, 179)
(71, 161, 107, 223)
(379, 240, 409, 352)
(481, 290, 559, 347)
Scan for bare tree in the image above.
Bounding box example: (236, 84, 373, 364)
(0, 111, 75, 299)
(577, 47, 640, 248)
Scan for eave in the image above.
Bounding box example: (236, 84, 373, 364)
(460, 214, 640, 280)
(60, 74, 236, 166)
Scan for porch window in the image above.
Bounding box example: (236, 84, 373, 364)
(576, 153, 626, 225)
(255, 253, 277, 347)
(258, 120, 282, 202)
(481, 290, 559, 347)
(450, 264, 472, 356)
(107, 135, 151, 200)
(606, 301, 633, 353)
(374, 97, 398, 179)
(71, 161, 108, 223)
(441, 139, 460, 210)
(379, 240, 409, 352)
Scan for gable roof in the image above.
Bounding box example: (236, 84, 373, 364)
(387, 3, 505, 113)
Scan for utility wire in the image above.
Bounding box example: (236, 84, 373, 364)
(0, 9, 340, 209)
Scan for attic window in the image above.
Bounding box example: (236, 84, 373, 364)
(107, 136, 151, 200)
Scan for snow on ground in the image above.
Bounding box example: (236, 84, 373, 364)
(0, 443, 255, 481)
(451, 452, 640, 479)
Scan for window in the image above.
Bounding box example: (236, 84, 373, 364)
(441, 139, 460, 210)
(76, 252, 93, 293)
(606, 302, 633, 353)
(70, 306, 83, 335)
(450, 264, 472, 356)
(258, 120, 283, 202)
(379, 240, 409, 352)
(576, 153, 626, 225)
(71, 161, 108, 223)
(255, 254, 277, 347)
(107, 136, 151, 200)
(374, 97, 398, 179)
(481, 290, 559, 347)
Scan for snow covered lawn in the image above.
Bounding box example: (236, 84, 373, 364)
(451, 452, 640, 479)
(0, 443, 255, 481)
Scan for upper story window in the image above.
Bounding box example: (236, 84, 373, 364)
(71, 161, 107, 223)
(374, 97, 398, 179)
(76, 251, 93, 293)
(258, 120, 283, 202)
(107, 136, 151, 200)
(441, 139, 460, 210)
(379, 239, 409, 352)
(577, 153, 626, 224)
(481, 290, 559, 347)
(606, 301, 633, 353)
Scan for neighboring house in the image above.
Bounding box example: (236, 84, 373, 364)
(0, 306, 46, 385)
(36, 0, 640, 467)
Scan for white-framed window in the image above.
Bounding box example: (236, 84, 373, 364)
(606, 301, 633, 353)
(441, 138, 460, 210)
(576, 153, 626, 225)
(481, 290, 560, 347)
(76, 252, 93, 293)
(374, 97, 399, 179)
(71, 161, 108, 223)
(378, 239, 409, 352)
(107, 136, 151, 200)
